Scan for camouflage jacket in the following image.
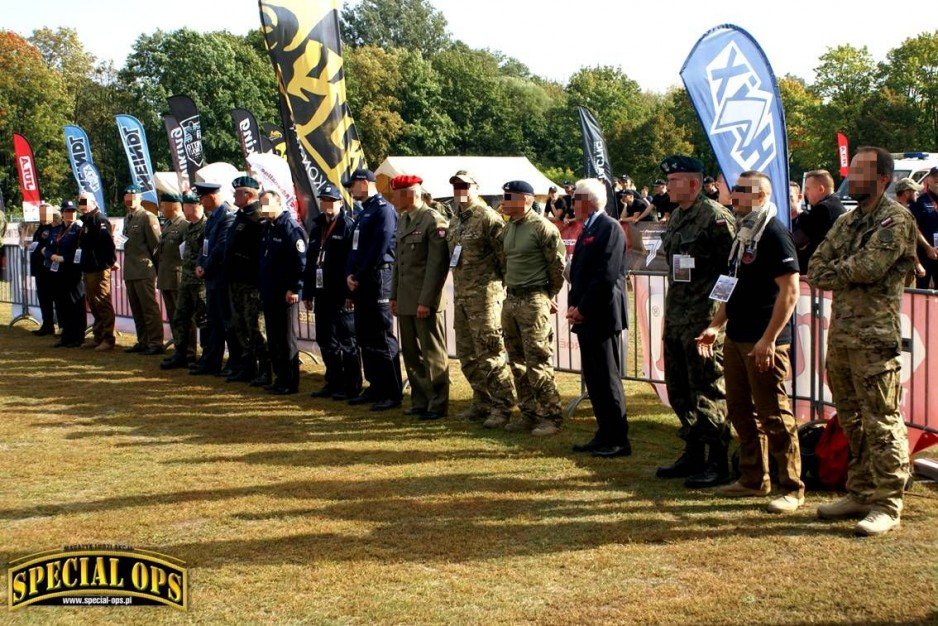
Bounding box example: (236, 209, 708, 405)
(661, 193, 736, 327)
(447, 197, 505, 300)
(180, 216, 207, 285)
(808, 194, 917, 350)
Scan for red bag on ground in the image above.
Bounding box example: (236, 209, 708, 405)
(815, 415, 849, 490)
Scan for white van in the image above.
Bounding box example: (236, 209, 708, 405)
(836, 151, 938, 208)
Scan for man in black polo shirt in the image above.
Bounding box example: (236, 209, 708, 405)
(695, 170, 803, 514)
(650, 179, 678, 221)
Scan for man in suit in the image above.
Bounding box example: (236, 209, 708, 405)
(566, 178, 631, 457)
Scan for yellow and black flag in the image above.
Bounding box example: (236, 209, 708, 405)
(259, 0, 367, 223)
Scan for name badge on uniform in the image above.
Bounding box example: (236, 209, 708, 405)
(202, 240, 209, 256)
(73, 248, 82, 264)
(709, 274, 738, 302)
(28, 242, 38, 253)
(672, 255, 692, 283)
(50, 261, 60, 273)
(933, 233, 938, 248)
(316, 268, 324, 289)
(449, 244, 462, 268)
(352, 229, 360, 251)
(179, 242, 186, 258)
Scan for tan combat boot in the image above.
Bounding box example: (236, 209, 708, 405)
(482, 413, 510, 429)
(855, 510, 900, 536)
(816, 495, 872, 520)
(716, 481, 771, 497)
(766, 493, 805, 514)
(503, 415, 535, 433)
(530, 420, 561, 437)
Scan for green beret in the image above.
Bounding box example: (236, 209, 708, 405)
(181, 192, 200, 204)
(659, 155, 704, 174)
(160, 192, 183, 203)
(232, 175, 260, 190)
(123, 184, 142, 194)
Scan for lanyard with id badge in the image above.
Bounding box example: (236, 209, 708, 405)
(709, 244, 750, 303)
(317, 218, 339, 289)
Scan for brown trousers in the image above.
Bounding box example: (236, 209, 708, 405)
(724, 338, 804, 496)
(83, 270, 115, 346)
(126, 277, 164, 349)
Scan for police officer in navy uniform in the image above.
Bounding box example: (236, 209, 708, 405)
(30, 202, 59, 336)
(44, 202, 85, 348)
(191, 182, 240, 376)
(258, 190, 307, 394)
(344, 168, 404, 411)
(303, 183, 362, 400)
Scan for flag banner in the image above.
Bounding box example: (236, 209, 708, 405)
(63, 125, 106, 214)
(681, 24, 791, 226)
(247, 151, 299, 219)
(262, 122, 288, 158)
(166, 95, 206, 185)
(231, 108, 264, 164)
(259, 0, 368, 219)
(13, 133, 41, 223)
(115, 114, 159, 207)
(163, 114, 190, 191)
(576, 106, 619, 218)
(260, 134, 275, 154)
(836, 132, 849, 179)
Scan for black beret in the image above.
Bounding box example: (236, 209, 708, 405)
(659, 155, 705, 174)
(193, 182, 222, 195)
(343, 168, 375, 186)
(502, 180, 535, 195)
(181, 192, 200, 204)
(653, 179, 667, 185)
(60, 200, 77, 211)
(703, 176, 715, 184)
(123, 184, 141, 194)
(319, 184, 342, 200)
(232, 175, 260, 190)
(160, 192, 183, 203)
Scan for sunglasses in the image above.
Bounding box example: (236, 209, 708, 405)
(78, 199, 88, 206)
(731, 185, 756, 193)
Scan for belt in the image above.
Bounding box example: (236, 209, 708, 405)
(507, 285, 548, 297)
(376, 262, 392, 270)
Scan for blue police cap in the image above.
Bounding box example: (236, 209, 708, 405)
(659, 155, 704, 174)
(232, 175, 260, 190)
(319, 184, 342, 200)
(343, 168, 375, 186)
(193, 182, 222, 195)
(60, 200, 77, 211)
(160, 192, 183, 203)
(502, 180, 535, 195)
(123, 184, 142, 194)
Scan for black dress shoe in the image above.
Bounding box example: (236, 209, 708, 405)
(572, 440, 601, 453)
(32, 327, 55, 336)
(684, 465, 732, 489)
(592, 444, 632, 458)
(227, 369, 256, 383)
(656, 447, 705, 479)
(418, 411, 445, 421)
(125, 344, 146, 353)
(310, 386, 336, 398)
(331, 392, 349, 401)
(142, 346, 165, 356)
(161, 358, 189, 370)
(370, 399, 402, 412)
(403, 407, 427, 416)
(249, 372, 272, 387)
(348, 393, 375, 406)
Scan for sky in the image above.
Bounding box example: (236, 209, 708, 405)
(2, 0, 932, 93)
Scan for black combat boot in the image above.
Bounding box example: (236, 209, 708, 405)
(249, 360, 272, 387)
(684, 439, 732, 488)
(656, 441, 705, 479)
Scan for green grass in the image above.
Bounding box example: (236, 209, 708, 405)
(0, 308, 936, 624)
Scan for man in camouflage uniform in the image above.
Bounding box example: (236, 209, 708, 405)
(657, 155, 737, 488)
(156, 193, 190, 360)
(225, 176, 269, 385)
(499, 180, 566, 436)
(390, 174, 451, 419)
(122, 184, 165, 355)
(446, 170, 516, 425)
(809, 146, 918, 536)
(162, 193, 206, 370)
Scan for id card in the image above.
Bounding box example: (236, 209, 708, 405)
(352, 229, 360, 251)
(28, 242, 38, 253)
(202, 240, 209, 256)
(73, 248, 82, 264)
(709, 274, 738, 302)
(50, 261, 60, 273)
(316, 268, 324, 289)
(449, 244, 462, 268)
(933, 233, 938, 248)
(179, 242, 186, 258)
(672, 255, 691, 283)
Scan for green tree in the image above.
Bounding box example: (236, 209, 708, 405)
(879, 31, 938, 147)
(340, 0, 450, 57)
(344, 46, 406, 165)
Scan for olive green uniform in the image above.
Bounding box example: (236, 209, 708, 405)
(123, 206, 163, 349)
(156, 213, 189, 356)
(172, 216, 207, 361)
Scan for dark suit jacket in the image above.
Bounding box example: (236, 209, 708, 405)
(568, 211, 628, 339)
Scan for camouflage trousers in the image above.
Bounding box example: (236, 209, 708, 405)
(501, 291, 561, 423)
(229, 282, 268, 367)
(453, 295, 516, 418)
(171, 281, 206, 359)
(826, 344, 909, 517)
(663, 321, 728, 445)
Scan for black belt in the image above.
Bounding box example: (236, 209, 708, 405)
(507, 285, 548, 297)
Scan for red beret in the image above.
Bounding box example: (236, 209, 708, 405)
(390, 174, 423, 190)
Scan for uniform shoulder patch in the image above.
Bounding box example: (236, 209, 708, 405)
(436, 228, 447, 239)
(296, 239, 306, 253)
(880, 216, 894, 228)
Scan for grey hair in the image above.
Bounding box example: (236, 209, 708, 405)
(574, 178, 606, 209)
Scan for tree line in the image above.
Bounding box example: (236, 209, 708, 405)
(0, 0, 934, 216)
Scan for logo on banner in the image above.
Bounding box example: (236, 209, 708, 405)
(592, 140, 607, 172)
(169, 127, 188, 175)
(238, 118, 258, 155)
(19, 156, 37, 191)
(119, 126, 155, 192)
(67, 136, 90, 167)
(705, 41, 777, 171)
(179, 116, 204, 164)
(79, 163, 101, 193)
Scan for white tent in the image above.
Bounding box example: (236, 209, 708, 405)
(374, 156, 564, 199)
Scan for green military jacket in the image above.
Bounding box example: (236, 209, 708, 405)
(180, 216, 207, 286)
(391, 204, 450, 315)
(156, 213, 188, 291)
(661, 193, 736, 327)
(502, 208, 566, 296)
(447, 197, 505, 300)
(808, 194, 917, 350)
(122, 206, 161, 281)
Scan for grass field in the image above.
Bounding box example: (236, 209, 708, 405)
(0, 309, 936, 624)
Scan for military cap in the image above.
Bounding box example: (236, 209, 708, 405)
(619, 174, 632, 182)
(344, 168, 376, 186)
(232, 175, 260, 189)
(703, 176, 715, 184)
(562, 180, 574, 187)
(929, 167, 938, 178)
(622, 188, 636, 197)
(193, 182, 222, 195)
(60, 200, 77, 211)
(160, 192, 183, 203)
(449, 170, 477, 186)
(894, 178, 922, 193)
(390, 174, 423, 190)
(503, 180, 535, 195)
(181, 192, 200, 204)
(659, 155, 705, 174)
(653, 179, 667, 186)
(319, 183, 343, 200)
(123, 184, 142, 194)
